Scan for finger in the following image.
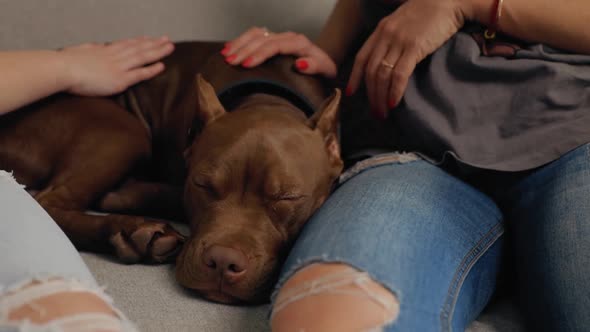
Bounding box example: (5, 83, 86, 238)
(123, 62, 166, 88)
(364, 29, 390, 118)
(292, 42, 338, 78)
(294, 55, 337, 78)
(347, 31, 378, 96)
(108, 36, 154, 51)
(387, 49, 416, 111)
(225, 32, 275, 65)
(373, 44, 401, 119)
(112, 36, 169, 60)
(227, 31, 305, 66)
(236, 33, 337, 76)
(120, 39, 175, 68)
(109, 37, 148, 58)
(223, 26, 269, 57)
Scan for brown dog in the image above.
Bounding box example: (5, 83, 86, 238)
(0, 42, 342, 304)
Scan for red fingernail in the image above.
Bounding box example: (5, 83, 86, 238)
(295, 60, 309, 70)
(220, 46, 230, 56)
(225, 54, 237, 63)
(388, 99, 397, 109)
(345, 86, 353, 97)
(242, 57, 254, 67)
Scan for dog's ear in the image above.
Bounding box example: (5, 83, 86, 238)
(195, 74, 226, 125)
(307, 89, 343, 171)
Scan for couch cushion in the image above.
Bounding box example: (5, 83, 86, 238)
(81, 223, 524, 332)
(83, 253, 269, 332)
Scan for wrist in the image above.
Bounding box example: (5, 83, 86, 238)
(459, 0, 491, 24)
(53, 49, 76, 93)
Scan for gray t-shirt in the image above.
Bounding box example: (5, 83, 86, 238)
(344, 1, 590, 171)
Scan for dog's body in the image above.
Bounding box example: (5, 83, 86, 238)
(0, 42, 342, 303)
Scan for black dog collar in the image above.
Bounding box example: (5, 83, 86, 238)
(187, 78, 317, 144)
(217, 78, 317, 118)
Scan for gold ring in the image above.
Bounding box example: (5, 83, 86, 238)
(483, 29, 496, 40)
(381, 60, 395, 69)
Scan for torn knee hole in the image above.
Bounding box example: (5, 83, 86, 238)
(1, 277, 135, 331)
(272, 264, 399, 331)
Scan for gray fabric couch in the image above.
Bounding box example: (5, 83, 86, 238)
(0, 1, 525, 331)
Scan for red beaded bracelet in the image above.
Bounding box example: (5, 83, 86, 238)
(484, 0, 504, 40)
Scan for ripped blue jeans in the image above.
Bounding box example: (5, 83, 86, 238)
(272, 144, 590, 331)
(0, 171, 136, 331)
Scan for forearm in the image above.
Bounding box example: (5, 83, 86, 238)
(315, 0, 365, 66)
(0, 50, 70, 115)
(466, 0, 590, 54)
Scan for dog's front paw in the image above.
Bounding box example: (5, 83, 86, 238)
(109, 221, 186, 264)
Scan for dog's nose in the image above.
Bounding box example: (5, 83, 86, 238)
(203, 245, 248, 282)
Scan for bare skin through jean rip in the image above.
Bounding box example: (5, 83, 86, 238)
(271, 263, 400, 332)
(0, 278, 137, 332)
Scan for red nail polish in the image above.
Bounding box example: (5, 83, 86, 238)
(295, 60, 309, 70)
(388, 99, 397, 109)
(242, 57, 254, 67)
(345, 86, 353, 97)
(220, 46, 230, 56)
(225, 55, 237, 63)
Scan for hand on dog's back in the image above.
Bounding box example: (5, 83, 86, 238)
(61, 36, 175, 96)
(0, 35, 174, 115)
(222, 27, 337, 78)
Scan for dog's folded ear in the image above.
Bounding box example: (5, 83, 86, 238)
(307, 88, 341, 136)
(307, 89, 343, 171)
(195, 74, 227, 126)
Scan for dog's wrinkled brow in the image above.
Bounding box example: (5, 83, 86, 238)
(262, 173, 305, 198)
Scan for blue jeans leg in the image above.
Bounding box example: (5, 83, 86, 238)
(0, 170, 137, 332)
(501, 144, 590, 332)
(0, 170, 97, 289)
(272, 156, 504, 331)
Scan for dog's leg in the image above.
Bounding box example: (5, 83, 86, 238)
(98, 179, 184, 221)
(34, 136, 185, 264)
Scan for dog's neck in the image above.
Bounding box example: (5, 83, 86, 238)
(217, 79, 316, 117)
(232, 93, 307, 119)
(186, 79, 317, 145)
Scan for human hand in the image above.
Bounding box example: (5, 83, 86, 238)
(347, 0, 467, 119)
(60, 36, 174, 96)
(222, 27, 338, 78)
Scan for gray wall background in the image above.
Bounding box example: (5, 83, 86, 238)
(0, 0, 337, 49)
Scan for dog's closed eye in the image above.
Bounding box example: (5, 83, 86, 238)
(266, 193, 308, 225)
(192, 178, 220, 199)
(275, 193, 307, 201)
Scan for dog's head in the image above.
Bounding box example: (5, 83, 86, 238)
(175, 75, 342, 304)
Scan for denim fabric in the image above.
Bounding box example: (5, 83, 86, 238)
(273, 145, 590, 331)
(495, 144, 590, 332)
(0, 170, 138, 332)
(272, 156, 504, 331)
(0, 171, 97, 290)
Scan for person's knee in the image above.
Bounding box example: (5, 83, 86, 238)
(1, 277, 135, 331)
(271, 263, 399, 332)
